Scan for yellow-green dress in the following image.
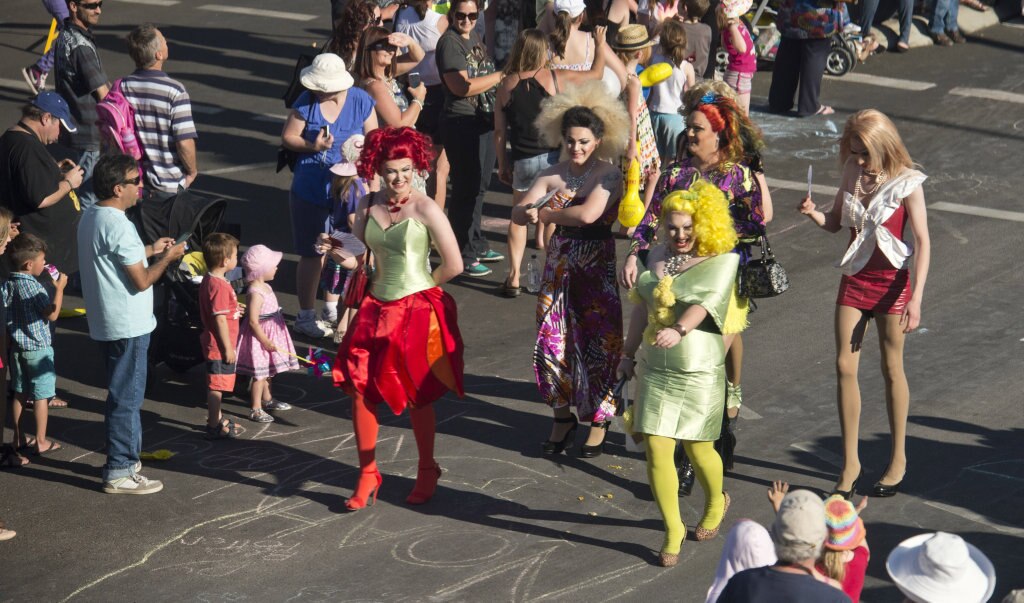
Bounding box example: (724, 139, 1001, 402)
(632, 254, 739, 441)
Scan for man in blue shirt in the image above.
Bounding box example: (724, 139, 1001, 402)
(77, 153, 184, 495)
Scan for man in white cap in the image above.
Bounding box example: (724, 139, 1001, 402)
(887, 532, 996, 603)
(0, 92, 85, 275)
(718, 489, 851, 602)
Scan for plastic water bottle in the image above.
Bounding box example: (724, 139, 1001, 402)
(525, 254, 541, 293)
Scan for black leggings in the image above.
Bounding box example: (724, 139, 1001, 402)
(441, 114, 496, 264)
(767, 37, 831, 117)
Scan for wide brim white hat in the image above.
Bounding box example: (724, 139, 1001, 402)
(886, 533, 996, 603)
(300, 53, 354, 93)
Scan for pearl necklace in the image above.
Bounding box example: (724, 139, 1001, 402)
(565, 159, 596, 192)
(664, 252, 695, 276)
(850, 169, 888, 236)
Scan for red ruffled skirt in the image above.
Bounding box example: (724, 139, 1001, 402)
(837, 268, 910, 314)
(333, 286, 464, 415)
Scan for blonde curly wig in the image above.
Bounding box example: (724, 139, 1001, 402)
(534, 79, 630, 162)
(661, 180, 737, 257)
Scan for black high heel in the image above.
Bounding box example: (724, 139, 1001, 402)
(872, 468, 905, 497)
(829, 470, 863, 500)
(579, 421, 610, 458)
(542, 414, 578, 455)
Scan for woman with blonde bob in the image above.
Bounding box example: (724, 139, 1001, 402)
(799, 109, 930, 500)
(617, 182, 739, 567)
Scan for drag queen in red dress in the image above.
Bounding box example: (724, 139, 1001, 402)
(333, 127, 465, 510)
(798, 110, 930, 500)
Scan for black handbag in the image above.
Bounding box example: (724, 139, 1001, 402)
(282, 52, 316, 109)
(738, 234, 790, 298)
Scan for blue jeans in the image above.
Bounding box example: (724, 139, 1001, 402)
(929, 0, 960, 34)
(858, 0, 914, 44)
(77, 149, 100, 210)
(100, 333, 150, 482)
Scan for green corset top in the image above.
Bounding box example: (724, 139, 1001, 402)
(365, 218, 436, 301)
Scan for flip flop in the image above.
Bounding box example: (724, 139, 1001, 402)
(814, 105, 835, 116)
(47, 397, 68, 408)
(32, 440, 63, 456)
(16, 437, 37, 453)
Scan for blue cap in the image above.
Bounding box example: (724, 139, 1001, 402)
(31, 91, 77, 133)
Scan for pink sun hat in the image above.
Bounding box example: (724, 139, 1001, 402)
(240, 244, 283, 282)
(722, 0, 753, 19)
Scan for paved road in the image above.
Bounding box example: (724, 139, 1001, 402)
(0, 1, 1022, 601)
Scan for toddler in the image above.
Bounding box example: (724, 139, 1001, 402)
(681, 0, 713, 78)
(719, 0, 756, 115)
(648, 19, 696, 162)
(3, 233, 67, 456)
(316, 137, 366, 341)
(198, 233, 242, 439)
(236, 245, 300, 423)
(819, 494, 870, 602)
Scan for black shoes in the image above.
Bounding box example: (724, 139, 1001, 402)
(872, 479, 903, 497)
(830, 470, 863, 500)
(579, 421, 610, 458)
(542, 414, 578, 455)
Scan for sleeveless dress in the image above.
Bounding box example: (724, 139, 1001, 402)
(631, 253, 739, 440)
(333, 218, 464, 415)
(836, 169, 926, 314)
(236, 284, 301, 379)
(534, 191, 623, 423)
(629, 158, 767, 334)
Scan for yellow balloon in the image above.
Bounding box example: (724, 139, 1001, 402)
(618, 158, 645, 228)
(638, 63, 674, 88)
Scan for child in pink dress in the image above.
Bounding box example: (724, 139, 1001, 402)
(236, 245, 300, 423)
(719, 0, 756, 114)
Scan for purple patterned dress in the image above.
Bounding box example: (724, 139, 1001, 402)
(534, 191, 624, 423)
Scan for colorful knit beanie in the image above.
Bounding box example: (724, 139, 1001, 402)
(824, 495, 866, 551)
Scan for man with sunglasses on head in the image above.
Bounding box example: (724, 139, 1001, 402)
(52, 0, 109, 212)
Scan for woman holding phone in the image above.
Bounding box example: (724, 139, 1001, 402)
(281, 53, 379, 339)
(357, 28, 427, 129)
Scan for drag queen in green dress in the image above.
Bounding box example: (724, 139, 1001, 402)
(617, 180, 739, 567)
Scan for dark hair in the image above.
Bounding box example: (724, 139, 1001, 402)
(683, 0, 710, 20)
(357, 26, 395, 81)
(20, 103, 45, 121)
(7, 232, 46, 271)
(503, 29, 548, 75)
(409, 0, 430, 19)
(93, 154, 140, 200)
(202, 233, 239, 269)
(447, 0, 480, 25)
(327, 1, 379, 63)
(560, 106, 605, 139)
(657, 19, 688, 66)
(127, 23, 161, 68)
(549, 9, 578, 61)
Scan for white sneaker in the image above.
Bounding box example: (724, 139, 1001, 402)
(319, 308, 338, 328)
(263, 400, 292, 411)
(104, 473, 164, 495)
(293, 319, 332, 338)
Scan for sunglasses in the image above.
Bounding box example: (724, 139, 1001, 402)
(120, 175, 142, 186)
(78, 1, 103, 9)
(370, 42, 397, 53)
(454, 11, 479, 21)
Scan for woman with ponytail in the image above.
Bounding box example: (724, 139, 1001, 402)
(547, 0, 628, 92)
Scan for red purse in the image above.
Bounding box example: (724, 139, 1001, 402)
(342, 251, 372, 309)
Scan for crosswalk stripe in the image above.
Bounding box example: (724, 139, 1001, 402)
(930, 202, 1024, 223)
(825, 72, 936, 91)
(949, 86, 1024, 105)
(197, 4, 318, 21)
(205, 162, 276, 176)
(767, 177, 839, 197)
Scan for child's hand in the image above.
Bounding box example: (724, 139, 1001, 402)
(261, 341, 277, 353)
(767, 480, 789, 513)
(224, 348, 237, 365)
(55, 272, 68, 290)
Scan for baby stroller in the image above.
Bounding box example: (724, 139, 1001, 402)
(129, 187, 239, 376)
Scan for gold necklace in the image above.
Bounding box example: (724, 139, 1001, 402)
(850, 169, 888, 236)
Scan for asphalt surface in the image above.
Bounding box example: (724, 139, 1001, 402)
(0, 1, 1022, 601)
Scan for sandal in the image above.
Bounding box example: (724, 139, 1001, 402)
(16, 437, 37, 453)
(814, 105, 835, 116)
(0, 445, 30, 469)
(960, 0, 989, 11)
(32, 440, 63, 456)
(249, 408, 275, 423)
(0, 520, 15, 541)
(499, 277, 521, 298)
(205, 418, 240, 440)
(47, 396, 68, 409)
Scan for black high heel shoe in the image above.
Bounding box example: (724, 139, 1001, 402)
(872, 468, 905, 497)
(579, 421, 610, 458)
(542, 414, 578, 455)
(829, 470, 863, 500)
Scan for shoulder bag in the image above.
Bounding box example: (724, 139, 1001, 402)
(738, 234, 790, 298)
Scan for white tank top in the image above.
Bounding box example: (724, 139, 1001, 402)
(395, 7, 442, 86)
(646, 52, 689, 114)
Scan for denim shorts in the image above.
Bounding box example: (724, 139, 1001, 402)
(513, 150, 560, 192)
(289, 193, 332, 258)
(11, 347, 57, 401)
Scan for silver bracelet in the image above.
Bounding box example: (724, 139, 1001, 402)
(412, 98, 425, 108)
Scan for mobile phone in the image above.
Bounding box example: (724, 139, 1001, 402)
(408, 72, 422, 88)
(174, 232, 191, 246)
(320, 125, 329, 138)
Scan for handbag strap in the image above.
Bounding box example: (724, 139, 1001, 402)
(759, 234, 776, 261)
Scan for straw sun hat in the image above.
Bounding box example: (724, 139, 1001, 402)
(611, 24, 655, 51)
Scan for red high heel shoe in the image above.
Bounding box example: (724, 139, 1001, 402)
(406, 463, 442, 505)
(345, 469, 382, 511)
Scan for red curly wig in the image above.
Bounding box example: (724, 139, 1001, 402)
(694, 99, 747, 166)
(357, 127, 436, 180)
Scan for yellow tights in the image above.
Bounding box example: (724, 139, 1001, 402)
(645, 435, 725, 554)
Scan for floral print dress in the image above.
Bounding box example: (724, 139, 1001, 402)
(534, 191, 623, 423)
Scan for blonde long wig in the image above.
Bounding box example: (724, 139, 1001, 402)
(534, 79, 630, 162)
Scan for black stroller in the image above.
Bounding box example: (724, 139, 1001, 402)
(129, 187, 239, 375)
